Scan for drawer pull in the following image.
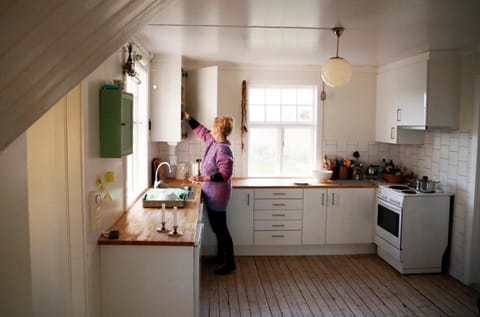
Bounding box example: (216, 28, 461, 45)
(272, 203, 286, 207)
(272, 192, 286, 196)
(271, 235, 285, 238)
(271, 213, 285, 217)
(271, 224, 285, 227)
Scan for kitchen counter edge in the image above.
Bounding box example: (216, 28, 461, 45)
(232, 178, 378, 188)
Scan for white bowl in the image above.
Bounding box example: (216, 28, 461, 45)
(312, 169, 333, 183)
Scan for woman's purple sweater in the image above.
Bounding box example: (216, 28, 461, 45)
(193, 124, 234, 211)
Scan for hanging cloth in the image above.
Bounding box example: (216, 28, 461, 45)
(241, 80, 248, 150)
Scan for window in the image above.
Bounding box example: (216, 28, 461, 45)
(247, 85, 317, 177)
(125, 66, 149, 206)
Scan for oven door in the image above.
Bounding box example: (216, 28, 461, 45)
(375, 198, 402, 249)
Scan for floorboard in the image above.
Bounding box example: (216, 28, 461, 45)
(200, 254, 480, 317)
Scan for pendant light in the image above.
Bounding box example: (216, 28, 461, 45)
(321, 26, 352, 87)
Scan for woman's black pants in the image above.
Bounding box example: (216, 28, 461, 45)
(206, 206, 235, 266)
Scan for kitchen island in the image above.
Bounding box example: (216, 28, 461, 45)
(98, 180, 203, 317)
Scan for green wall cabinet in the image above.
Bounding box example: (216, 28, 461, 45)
(100, 89, 133, 158)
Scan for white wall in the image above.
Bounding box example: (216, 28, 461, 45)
(0, 134, 33, 317)
(152, 66, 378, 177)
(82, 49, 127, 317)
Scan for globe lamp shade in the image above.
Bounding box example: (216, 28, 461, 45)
(321, 56, 352, 87)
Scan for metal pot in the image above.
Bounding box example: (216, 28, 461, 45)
(416, 176, 439, 193)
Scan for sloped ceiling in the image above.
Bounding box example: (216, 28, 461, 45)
(0, 0, 175, 151)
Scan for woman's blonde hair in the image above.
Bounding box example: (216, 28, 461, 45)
(214, 115, 234, 137)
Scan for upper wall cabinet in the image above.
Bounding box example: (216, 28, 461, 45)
(100, 89, 133, 157)
(375, 51, 459, 144)
(150, 55, 182, 143)
(186, 66, 218, 127)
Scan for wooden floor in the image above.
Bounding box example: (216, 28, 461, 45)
(200, 255, 480, 317)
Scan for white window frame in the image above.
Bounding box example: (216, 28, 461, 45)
(246, 83, 318, 178)
(125, 65, 149, 206)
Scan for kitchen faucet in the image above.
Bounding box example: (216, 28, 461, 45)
(154, 162, 172, 188)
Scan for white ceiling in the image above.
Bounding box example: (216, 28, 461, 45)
(136, 0, 480, 67)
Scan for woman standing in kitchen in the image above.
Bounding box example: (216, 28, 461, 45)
(183, 111, 236, 275)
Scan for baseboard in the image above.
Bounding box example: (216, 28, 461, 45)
(201, 243, 376, 257)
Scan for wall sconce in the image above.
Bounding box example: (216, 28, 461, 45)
(321, 26, 352, 87)
(123, 43, 141, 84)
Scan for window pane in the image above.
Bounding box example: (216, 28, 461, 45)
(248, 128, 279, 176)
(283, 127, 313, 176)
(298, 88, 313, 104)
(249, 105, 265, 121)
(282, 105, 296, 122)
(249, 88, 264, 104)
(281, 88, 296, 105)
(298, 105, 313, 122)
(265, 105, 281, 121)
(265, 88, 281, 104)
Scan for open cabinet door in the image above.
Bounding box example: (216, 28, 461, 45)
(186, 66, 218, 128)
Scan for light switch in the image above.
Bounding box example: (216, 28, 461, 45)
(105, 171, 114, 183)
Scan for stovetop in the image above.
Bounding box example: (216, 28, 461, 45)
(378, 183, 451, 197)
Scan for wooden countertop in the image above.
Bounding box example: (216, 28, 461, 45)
(98, 178, 376, 246)
(232, 178, 378, 189)
(98, 180, 202, 246)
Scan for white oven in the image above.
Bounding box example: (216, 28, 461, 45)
(376, 195, 402, 249)
(374, 184, 452, 274)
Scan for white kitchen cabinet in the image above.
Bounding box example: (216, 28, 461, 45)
(302, 188, 327, 244)
(227, 189, 254, 245)
(253, 188, 303, 245)
(186, 66, 218, 127)
(101, 245, 199, 317)
(150, 55, 182, 143)
(375, 51, 459, 144)
(325, 188, 375, 244)
(376, 67, 424, 144)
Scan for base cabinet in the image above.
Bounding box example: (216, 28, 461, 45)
(227, 189, 254, 245)
(253, 188, 303, 245)
(326, 188, 375, 244)
(100, 245, 199, 317)
(302, 188, 327, 244)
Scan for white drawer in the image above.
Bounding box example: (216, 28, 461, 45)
(255, 188, 303, 199)
(254, 199, 303, 210)
(254, 231, 302, 245)
(254, 210, 302, 220)
(254, 220, 302, 231)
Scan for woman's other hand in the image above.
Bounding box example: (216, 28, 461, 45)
(182, 111, 190, 120)
(189, 175, 209, 183)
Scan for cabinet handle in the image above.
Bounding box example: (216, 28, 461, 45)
(272, 213, 285, 217)
(272, 192, 286, 196)
(271, 224, 285, 227)
(121, 122, 126, 126)
(331, 193, 335, 206)
(321, 193, 325, 206)
(247, 193, 250, 206)
(272, 203, 286, 207)
(390, 127, 395, 140)
(271, 235, 285, 238)
(397, 109, 401, 121)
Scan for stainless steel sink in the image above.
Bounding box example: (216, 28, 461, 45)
(142, 186, 196, 208)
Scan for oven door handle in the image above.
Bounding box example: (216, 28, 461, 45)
(377, 199, 402, 214)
